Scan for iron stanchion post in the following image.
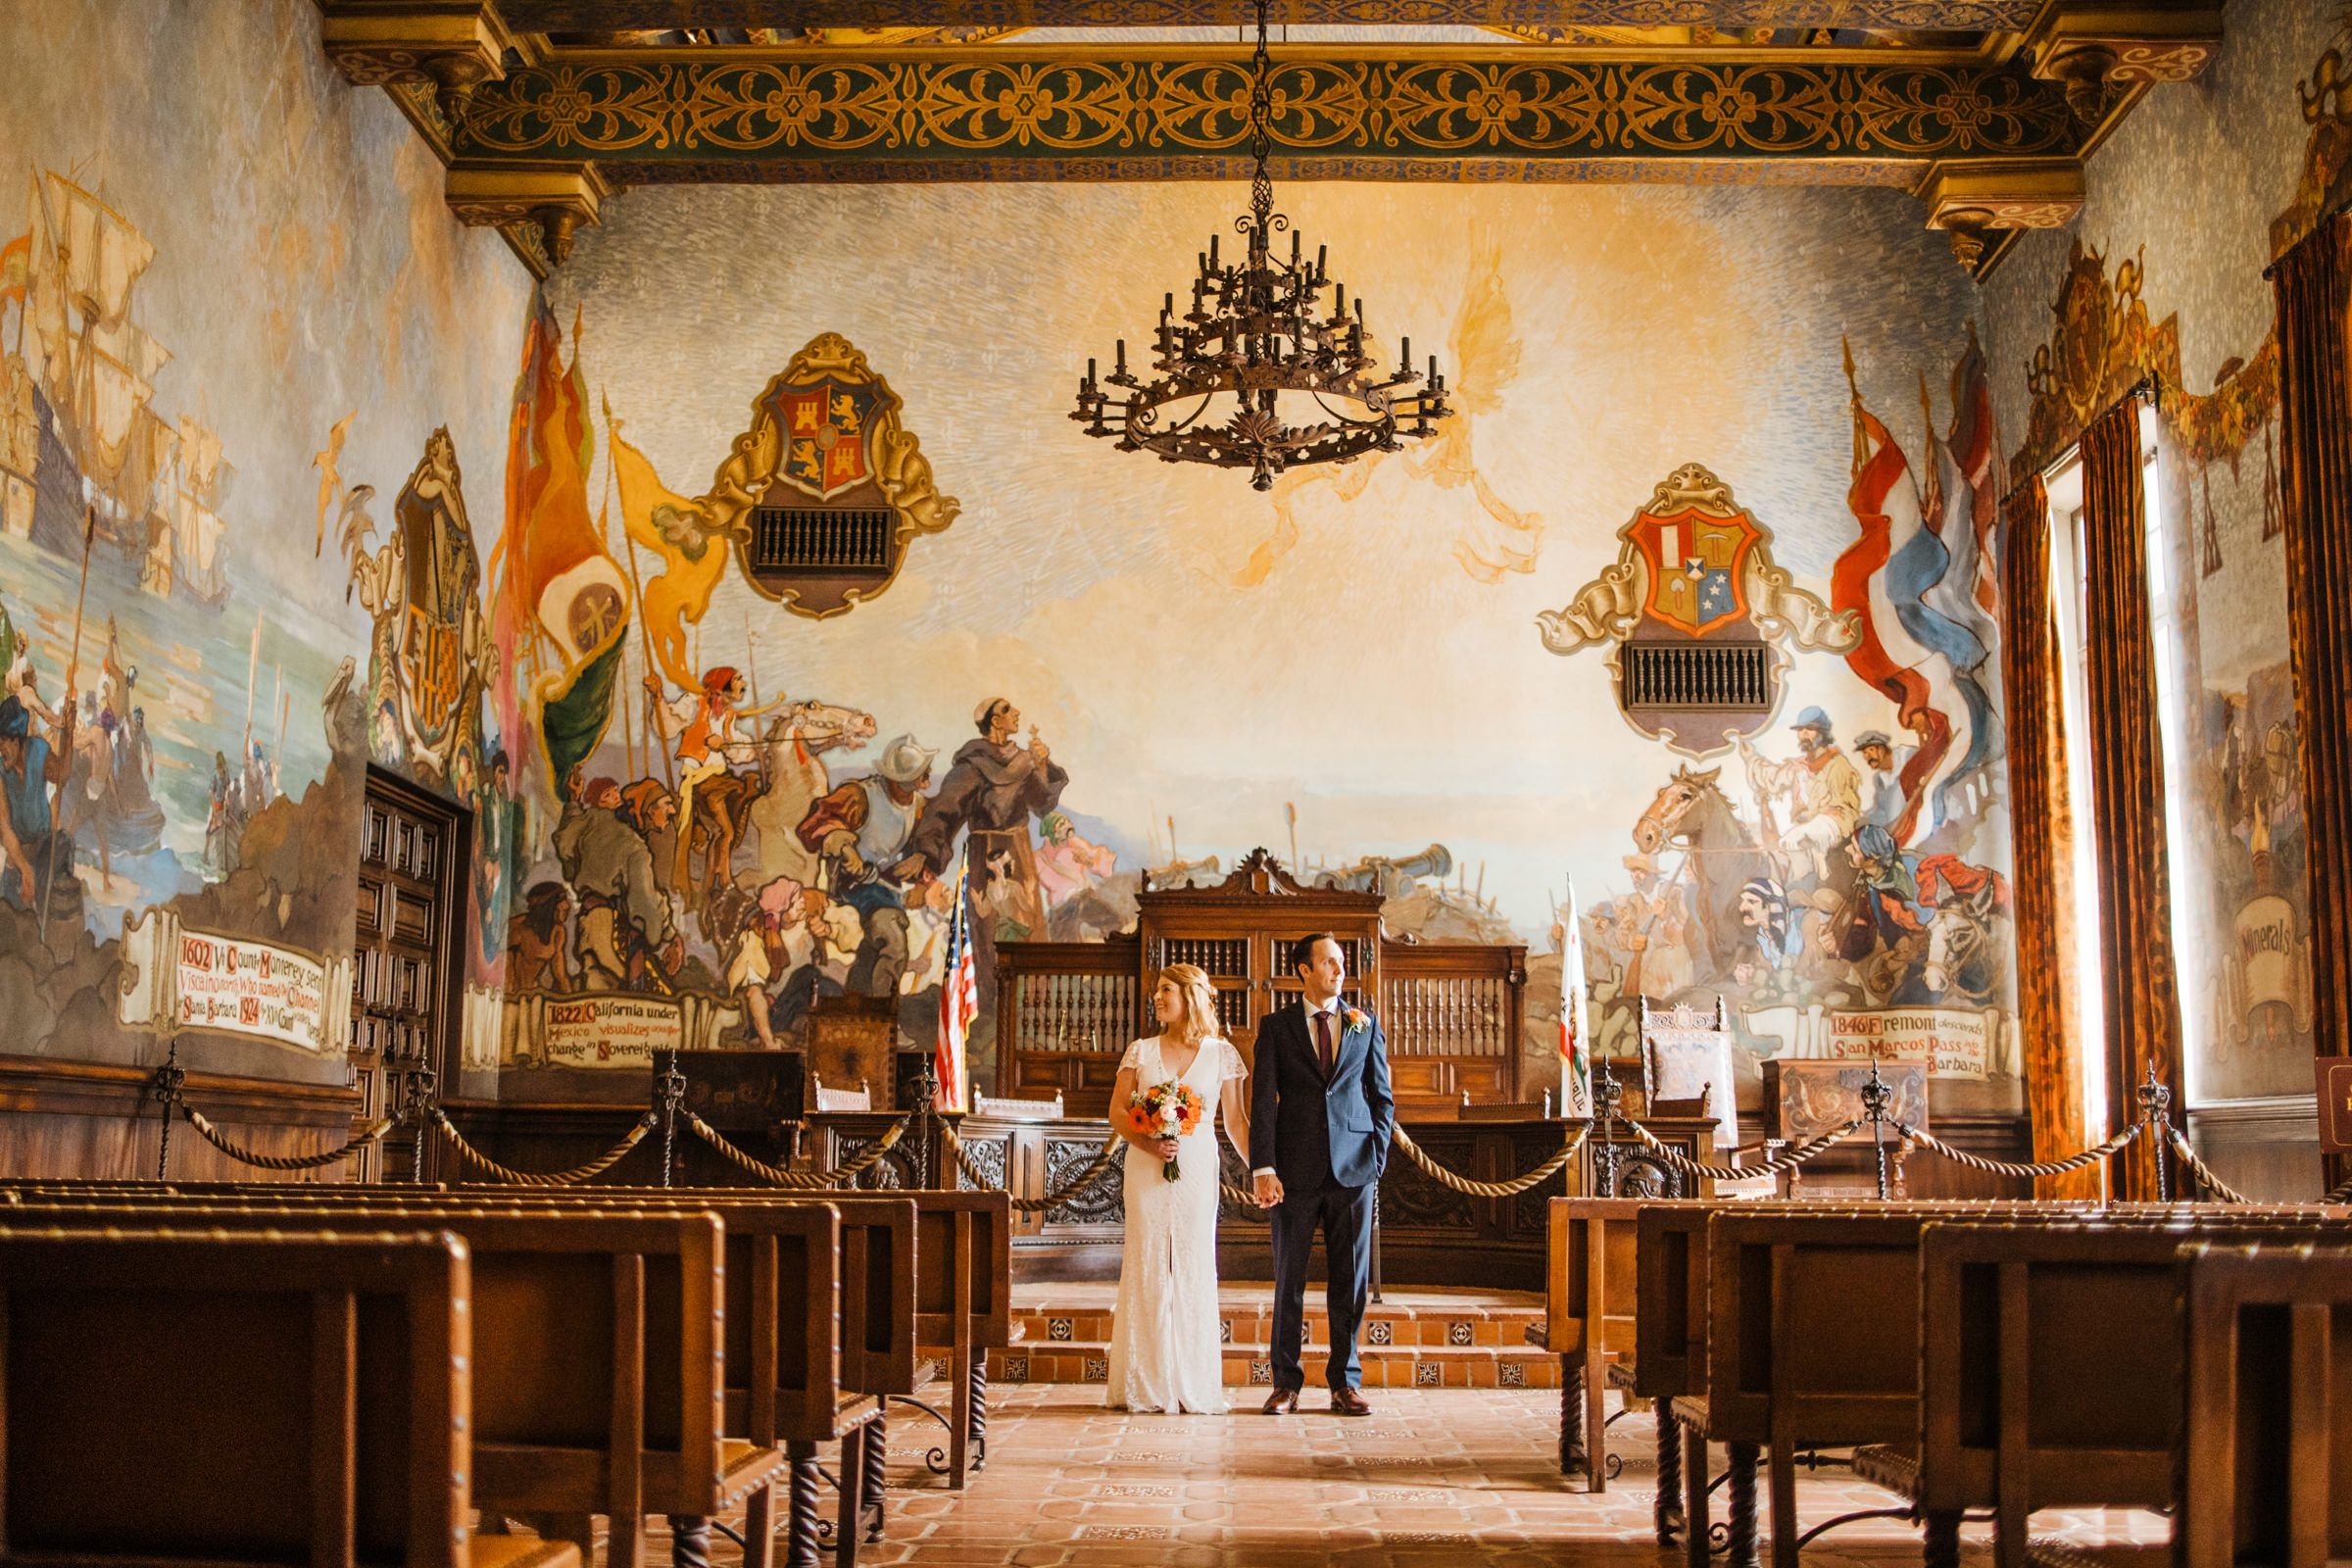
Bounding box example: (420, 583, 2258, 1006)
(401, 1061, 441, 1183)
(912, 1054, 938, 1190)
(657, 1048, 686, 1189)
(149, 1038, 186, 1180)
(2138, 1063, 2174, 1202)
(1861, 1058, 1891, 1201)
(1596, 1060, 1622, 1199)
(1369, 1182, 1383, 1304)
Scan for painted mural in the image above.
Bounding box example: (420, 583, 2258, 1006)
(1983, 0, 2342, 1105)
(0, 0, 529, 1083)
(519, 173, 2017, 1108)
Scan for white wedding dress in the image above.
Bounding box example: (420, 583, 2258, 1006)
(1103, 1033, 1248, 1413)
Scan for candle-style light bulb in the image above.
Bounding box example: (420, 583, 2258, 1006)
(1316, 245, 1327, 282)
(1401, 336, 1411, 372)
(1086, 358, 1097, 387)
(1115, 339, 1127, 377)
(1209, 234, 1219, 269)
(1429, 354, 1439, 386)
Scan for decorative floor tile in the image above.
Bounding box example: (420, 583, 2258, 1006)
(638, 1382, 2171, 1566)
(1367, 1320, 1393, 1346)
(1083, 1356, 1107, 1381)
(1049, 1317, 1074, 1341)
(1219, 1319, 1231, 1342)
(1249, 1360, 1271, 1385)
(1448, 1321, 1474, 1346)
(1413, 1361, 1442, 1387)
(1499, 1361, 1527, 1388)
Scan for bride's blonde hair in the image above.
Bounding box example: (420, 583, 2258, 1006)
(1158, 963, 1221, 1047)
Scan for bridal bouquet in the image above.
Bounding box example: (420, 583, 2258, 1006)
(1126, 1079, 1204, 1181)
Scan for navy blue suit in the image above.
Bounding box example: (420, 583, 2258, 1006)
(1249, 999, 1394, 1392)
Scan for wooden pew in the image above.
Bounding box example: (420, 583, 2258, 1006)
(1639, 1198, 2107, 1568)
(0, 1223, 580, 1568)
(16, 1181, 922, 1563)
(1709, 1201, 2330, 1568)
(1544, 1198, 1658, 1512)
(2177, 1239, 2352, 1568)
(1910, 1217, 2349, 1568)
(3, 1199, 764, 1568)
(1633, 1199, 1757, 1568)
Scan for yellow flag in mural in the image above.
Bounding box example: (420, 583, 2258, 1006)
(606, 403, 728, 692)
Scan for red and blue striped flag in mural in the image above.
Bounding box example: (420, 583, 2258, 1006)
(1831, 366, 1999, 847)
(937, 857, 978, 1113)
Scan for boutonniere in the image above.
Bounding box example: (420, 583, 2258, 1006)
(1344, 1006, 1369, 1033)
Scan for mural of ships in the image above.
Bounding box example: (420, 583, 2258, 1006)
(0, 172, 229, 611)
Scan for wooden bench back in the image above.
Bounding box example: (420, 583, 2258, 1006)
(9, 1182, 922, 1401)
(1547, 1197, 1642, 1362)
(0, 1224, 469, 1568)
(3, 1200, 722, 1527)
(1919, 1216, 2350, 1531)
(1705, 1201, 2333, 1448)
(1639, 1199, 2103, 1410)
(2179, 1240, 2352, 1568)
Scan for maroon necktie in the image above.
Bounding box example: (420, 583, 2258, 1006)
(1314, 1009, 1334, 1078)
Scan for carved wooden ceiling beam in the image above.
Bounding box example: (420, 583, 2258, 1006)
(2018, 2, 2222, 123)
(492, 1, 2046, 26)
(316, 1, 2220, 281)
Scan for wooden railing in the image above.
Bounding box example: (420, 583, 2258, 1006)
(995, 935, 1524, 1117)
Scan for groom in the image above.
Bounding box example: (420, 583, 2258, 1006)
(1250, 933, 1395, 1415)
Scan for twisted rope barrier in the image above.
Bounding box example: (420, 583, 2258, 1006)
(437, 1109, 655, 1186)
(1623, 1116, 1862, 1180)
(1390, 1122, 1591, 1198)
(1891, 1117, 2144, 1181)
(2165, 1125, 2256, 1206)
(687, 1109, 910, 1189)
(180, 1106, 393, 1172)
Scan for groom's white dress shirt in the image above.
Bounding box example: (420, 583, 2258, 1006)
(1252, 997, 1340, 1179)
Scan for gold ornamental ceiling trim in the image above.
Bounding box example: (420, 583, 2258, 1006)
(450, 55, 2082, 165)
(531, 39, 2015, 67)
(490, 1, 2049, 29)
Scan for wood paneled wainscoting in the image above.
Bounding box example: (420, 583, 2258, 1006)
(0, 1057, 361, 1182)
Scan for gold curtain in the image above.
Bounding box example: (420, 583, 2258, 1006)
(2271, 212, 2352, 1192)
(1996, 475, 2097, 1198)
(2079, 393, 2183, 1200)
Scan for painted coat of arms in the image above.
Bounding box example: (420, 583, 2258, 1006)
(770, 378, 886, 503)
(1537, 463, 1857, 757)
(693, 332, 960, 619)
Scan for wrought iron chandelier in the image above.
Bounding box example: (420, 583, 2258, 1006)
(1069, 0, 1452, 491)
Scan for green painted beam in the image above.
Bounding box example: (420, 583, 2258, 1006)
(453, 54, 2078, 178)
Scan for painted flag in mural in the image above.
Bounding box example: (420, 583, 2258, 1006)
(609, 405, 730, 693)
(492, 295, 631, 794)
(0, 227, 28, 312)
(1925, 334, 2004, 652)
(1830, 369, 1998, 847)
(1558, 879, 1592, 1119)
(937, 857, 979, 1113)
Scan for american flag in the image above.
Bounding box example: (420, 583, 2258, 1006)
(935, 858, 977, 1113)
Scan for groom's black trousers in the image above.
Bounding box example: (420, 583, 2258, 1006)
(1269, 1174, 1374, 1392)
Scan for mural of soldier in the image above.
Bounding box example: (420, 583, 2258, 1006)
(907, 697, 1067, 939)
(1738, 706, 1862, 891)
(1853, 729, 1913, 831)
(796, 733, 937, 999)
(0, 694, 73, 915)
(552, 771, 681, 992)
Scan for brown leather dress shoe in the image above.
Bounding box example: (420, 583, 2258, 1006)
(1329, 1387, 1373, 1417)
(1261, 1388, 1300, 1415)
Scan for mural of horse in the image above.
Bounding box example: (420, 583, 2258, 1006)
(1630, 765, 1774, 985)
(681, 699, 876, 915)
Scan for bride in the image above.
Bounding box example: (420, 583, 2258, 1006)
(1104, 961, 1252, 1413)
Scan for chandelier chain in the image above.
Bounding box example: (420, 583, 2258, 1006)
(1069, 6, 1452, 493)
(1248, 0, 1274, 236)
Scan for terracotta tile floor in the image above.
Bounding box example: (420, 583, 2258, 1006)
(620, 1385, 2169, 1567)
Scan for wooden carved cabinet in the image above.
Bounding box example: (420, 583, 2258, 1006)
(997, 849, 1524, 1119)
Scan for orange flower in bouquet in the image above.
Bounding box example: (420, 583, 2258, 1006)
(1127, 1078, 1205, 1180)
